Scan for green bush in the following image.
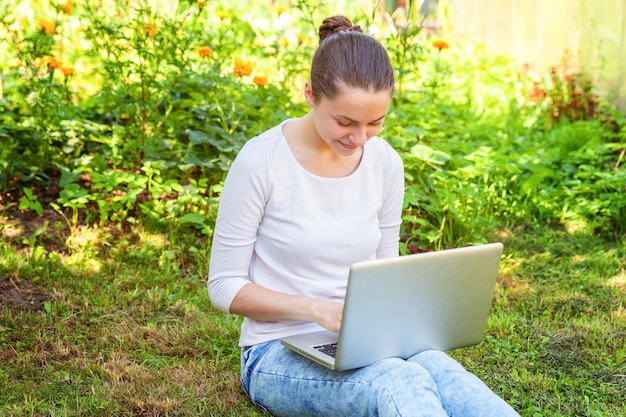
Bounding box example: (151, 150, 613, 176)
(1, 0, 624, 249)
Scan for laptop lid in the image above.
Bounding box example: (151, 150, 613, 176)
(281, 242, 504, 371)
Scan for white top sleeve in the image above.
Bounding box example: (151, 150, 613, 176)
(208, 120, 405, 346)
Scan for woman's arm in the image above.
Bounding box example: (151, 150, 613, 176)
(376, 144, 405, 259)
(229, 283, 344, 333)
(209, 134, 343, 333)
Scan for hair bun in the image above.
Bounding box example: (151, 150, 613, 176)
(318, 15, 362, 44)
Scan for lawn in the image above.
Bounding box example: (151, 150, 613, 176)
(1, 214, 624, 416)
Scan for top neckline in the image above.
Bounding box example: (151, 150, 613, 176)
(279, 119, 368, 180)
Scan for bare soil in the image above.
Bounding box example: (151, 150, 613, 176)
(0, 274, 53, 312)
(1, 179, 63, 312)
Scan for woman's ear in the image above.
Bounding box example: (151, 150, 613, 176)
(304, 81, 315, 107)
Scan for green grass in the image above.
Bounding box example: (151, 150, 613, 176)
(1, 218, 625, 416)
(0, 221, 265, 416)
(453, 227, 626, 416)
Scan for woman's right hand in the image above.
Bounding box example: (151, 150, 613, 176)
(310, 298, 344, 333)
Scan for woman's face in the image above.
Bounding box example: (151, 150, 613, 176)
(306, 83, 393, 157)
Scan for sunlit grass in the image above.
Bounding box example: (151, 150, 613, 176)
(455, 226, 626, 416)
(0, 222, 259, 416)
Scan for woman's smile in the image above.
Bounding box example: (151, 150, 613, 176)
(338, 140, 359, 151)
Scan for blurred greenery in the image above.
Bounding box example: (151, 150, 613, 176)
(1, 0, 624, 248)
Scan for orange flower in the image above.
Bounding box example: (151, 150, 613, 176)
(253, 75, 268, 87)
(216, 11, 229, 20)
(233, 59, 253, 77)
(59, 1, 73, 14)
(432, 39, 450, 50)
(144, 22, 157, 37)
(37, 17, 56, 35)
(198, 46, 213, 58)
(61, 67, 75, 77)
(43, 56, 62, 69)
(197, 1, 207, 9)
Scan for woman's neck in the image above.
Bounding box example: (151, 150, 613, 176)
(283, 113, 363, 178)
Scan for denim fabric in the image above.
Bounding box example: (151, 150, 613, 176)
(241, 340, 519, 417)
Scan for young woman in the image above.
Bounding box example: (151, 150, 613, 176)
(208, 15, 519, 417)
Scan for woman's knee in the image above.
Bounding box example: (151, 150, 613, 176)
(409, 349, 467, 373)
(357, 357, 440, 396)
(357, 358, 447, 417)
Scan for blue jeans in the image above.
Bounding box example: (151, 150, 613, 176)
(241, 340, 519, 417)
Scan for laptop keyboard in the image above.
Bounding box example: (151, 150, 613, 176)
(314, 343, 338, 358)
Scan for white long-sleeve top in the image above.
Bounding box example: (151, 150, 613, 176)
(208, 119, 405, 346)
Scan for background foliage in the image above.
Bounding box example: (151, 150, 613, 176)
(1, 0, 625, 250)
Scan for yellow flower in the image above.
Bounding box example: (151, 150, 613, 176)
(37, 17, 56, 35)
(61, 67, 75, 77)
(59, 1, 73, 14)
(253, 75, 268, 87)
(279, 38, 289, 48)
(216, 11, 229, 20)
(297, 34, 308, 43)
(197, 1, 207, 9)
(233, 59, 253, 77)
(144, 22, 157, 37)
(198, 46, 213, 58)
(273, 7, 287, 15)
(432, 39, 450, 50)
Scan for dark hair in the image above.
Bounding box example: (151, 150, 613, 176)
(310, 16, 395, 103)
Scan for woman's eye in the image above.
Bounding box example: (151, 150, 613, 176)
(337, 120, 383, 127)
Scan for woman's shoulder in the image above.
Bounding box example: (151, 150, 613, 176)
(244, 121, 291, 150)
(233, 121, 290, 166)
(366, 136, 403, 167)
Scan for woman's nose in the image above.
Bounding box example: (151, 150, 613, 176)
(350, 127, 368, 146)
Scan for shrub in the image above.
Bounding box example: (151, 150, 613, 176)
(0, 0, 624, 247)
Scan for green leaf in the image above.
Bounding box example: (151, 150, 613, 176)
(410, 144, 451, 165)
(177, 213, 206, 225)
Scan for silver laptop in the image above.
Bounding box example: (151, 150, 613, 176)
(281, 242, 504, 371)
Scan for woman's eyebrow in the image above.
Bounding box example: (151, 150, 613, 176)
(336, 113, 387, 123)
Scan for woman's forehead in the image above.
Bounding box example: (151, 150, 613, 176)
(323, 87, 392, 120)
